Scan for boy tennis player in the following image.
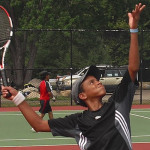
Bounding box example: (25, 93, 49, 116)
(1, 3, 145, 150)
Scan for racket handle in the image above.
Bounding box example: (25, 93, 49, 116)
(1, 69, 12, 98)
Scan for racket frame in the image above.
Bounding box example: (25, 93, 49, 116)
(0, 6, 13, 86)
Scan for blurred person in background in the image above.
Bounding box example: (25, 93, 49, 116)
(38, 71, 54, 120)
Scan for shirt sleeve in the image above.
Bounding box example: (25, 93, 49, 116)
(45, 81, 51, 92)
(48, 113, 79, 138)
(108, 69, 138, 112)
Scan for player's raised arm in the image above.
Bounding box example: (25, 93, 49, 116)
(128, 3, 146, 81)
(1, 86, 51, 132)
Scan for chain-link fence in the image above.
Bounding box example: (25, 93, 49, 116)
(0, 29, 150, 107)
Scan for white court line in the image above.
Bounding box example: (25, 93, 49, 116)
(131, 110, 150, 113)
(0, 144, 77, 148)
(132, 135, 150, 138)
(0, 110, 82, 116)
(0, 137, 73, 142)
(0, 112, 78, 116)
(130, 113, 150, 120)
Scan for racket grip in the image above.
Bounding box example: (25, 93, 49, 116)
(1, 69, 12, 98)
(5, 91, 12, 98)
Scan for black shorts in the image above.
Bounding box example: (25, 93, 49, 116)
(39, 100, 52, 114)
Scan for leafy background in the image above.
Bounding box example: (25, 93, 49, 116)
(0, 0, 149, 88)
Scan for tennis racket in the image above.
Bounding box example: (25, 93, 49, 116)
(0, 6, 13, 87)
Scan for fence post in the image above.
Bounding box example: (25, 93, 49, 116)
(140, 28, 144, 104)
(140, 64, 143, 104)
(0, 92, 2, 107)
(0, 76, 2, 107)
(70, 30, 73, 106)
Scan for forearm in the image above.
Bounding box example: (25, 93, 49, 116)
(128, 32, 140, 74)
(18, 101, 50, 132)
(1, 86, 51, 132)
(127, 3, 146, 81)
(48, 91, 53, 98)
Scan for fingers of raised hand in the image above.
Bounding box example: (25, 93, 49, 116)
(134, 3, 146, 14)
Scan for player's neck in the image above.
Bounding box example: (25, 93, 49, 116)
(87, 99, 103, 111)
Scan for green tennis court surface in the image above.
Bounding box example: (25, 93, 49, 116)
(0, 109, 150, 147)
(131, 109, 150, 143)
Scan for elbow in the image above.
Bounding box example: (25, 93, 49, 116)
(34, 127, 41, 132)
(33, 126, 49, 132)
(128, 64, 139, 73)
(32, 120, 51, 132)
(132, 67, 139, 73)
(31, 127, 39, 132)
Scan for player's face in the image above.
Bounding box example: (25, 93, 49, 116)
(45, 74, 50, 81)
(81, 75, 106, 99)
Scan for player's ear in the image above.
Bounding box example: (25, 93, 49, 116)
(79, 92, 87, 100)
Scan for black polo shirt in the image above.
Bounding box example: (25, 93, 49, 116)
(48, 70, 138, 150)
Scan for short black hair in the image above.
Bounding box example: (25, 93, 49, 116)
(39, 71, 50, 80)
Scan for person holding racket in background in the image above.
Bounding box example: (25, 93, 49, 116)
(1, 3, 145, 150)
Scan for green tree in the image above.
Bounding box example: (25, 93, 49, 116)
(0, 0, 150, 88)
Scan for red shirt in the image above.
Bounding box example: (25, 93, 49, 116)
(39, 80, 51, 100)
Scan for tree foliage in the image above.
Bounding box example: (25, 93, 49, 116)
(0, 0, 149, 88)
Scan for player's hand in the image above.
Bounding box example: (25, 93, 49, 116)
(1, 86, 18, 100)
(128, 3, 146, 29)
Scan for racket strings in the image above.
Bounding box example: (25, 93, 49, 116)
(0, 8, 11, 46)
